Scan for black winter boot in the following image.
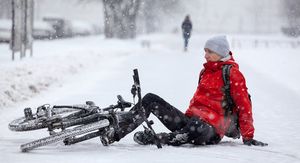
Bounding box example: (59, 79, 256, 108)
(133, 128, 170, 145)
(133, 128, 189, 146)
(167, 132, 189, 146)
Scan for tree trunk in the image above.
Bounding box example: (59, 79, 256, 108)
(103, 0, 140, 39)
(103, 0, 114, 38)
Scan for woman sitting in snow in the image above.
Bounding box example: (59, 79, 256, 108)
(104, 35, 268, 147)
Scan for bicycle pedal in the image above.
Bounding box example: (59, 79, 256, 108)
(100, 136, 109, 146)
(63, 137, 73, 145)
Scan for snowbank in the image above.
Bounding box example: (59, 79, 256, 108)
(0, 35, 140, 108)
(0, 53, 93, 108)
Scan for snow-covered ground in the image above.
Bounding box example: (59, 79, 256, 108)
(0, 33, 299, 163)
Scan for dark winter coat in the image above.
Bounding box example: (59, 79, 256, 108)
(185, 56, 255, 141)
(182, 19, 192, 39)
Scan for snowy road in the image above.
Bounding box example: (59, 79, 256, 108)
(0, 34, 299, 163)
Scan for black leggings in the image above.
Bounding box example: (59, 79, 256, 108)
(117, 93, 221, 145)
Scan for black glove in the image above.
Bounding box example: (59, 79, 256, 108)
(243, 139, 268, 146)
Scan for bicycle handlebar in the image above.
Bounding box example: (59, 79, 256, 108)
(102, 95, 132, 112)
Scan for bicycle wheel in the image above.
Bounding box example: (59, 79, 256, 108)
(20, 119, 110, 152)
(9, 106, 85, 132)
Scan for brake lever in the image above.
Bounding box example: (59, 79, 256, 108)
(131, 85, 137, 98)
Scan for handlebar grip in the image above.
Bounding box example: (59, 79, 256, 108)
(121, 102, 131, 108)
(117, 95, 125, 103)
(117, 95, 132, 108)
(133, 69, 140, 85)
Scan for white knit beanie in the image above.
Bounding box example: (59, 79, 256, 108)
(204, 35, 230, 58)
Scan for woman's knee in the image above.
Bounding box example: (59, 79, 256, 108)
(142, 93, 161, 106)
(143, 93, 159, 101)
(142, 93, 166, 117)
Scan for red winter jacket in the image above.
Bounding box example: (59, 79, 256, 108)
(185, 56, 254, 141)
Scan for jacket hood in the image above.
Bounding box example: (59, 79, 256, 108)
(203, 53, 239, 72)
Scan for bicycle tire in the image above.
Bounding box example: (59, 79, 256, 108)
(20, 119, 110, 152)
(8, 107, 84, 132)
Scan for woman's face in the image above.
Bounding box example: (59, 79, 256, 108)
(204, 48, 222, 62)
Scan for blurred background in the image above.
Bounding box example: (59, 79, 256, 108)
(0, 0, 300, 43)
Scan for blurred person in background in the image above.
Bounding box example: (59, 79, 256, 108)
(181, 15, 193, 51)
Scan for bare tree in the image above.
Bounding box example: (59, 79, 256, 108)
(80, 0, 179, 38)
(284, 0, 300, 27)
(0, 0, 12, 19)
(103, 0, 114, 38)
(282, 0, 300, 36)
(139, 0, 180, 34)
(103, 0, 140, 39)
